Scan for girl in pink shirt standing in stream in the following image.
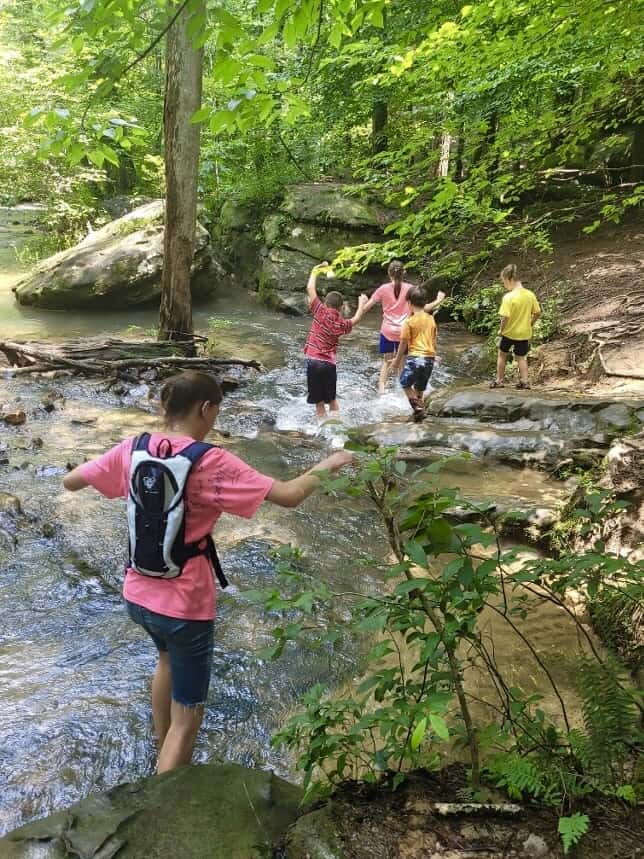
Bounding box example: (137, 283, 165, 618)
(63, 371, 352, 774)
(362, 261, 446, 394)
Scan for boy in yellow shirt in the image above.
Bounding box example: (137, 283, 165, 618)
(491, 264, 541, 390)
(392, 286, 438, 421)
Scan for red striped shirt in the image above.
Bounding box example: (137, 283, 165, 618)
(303, 297, 353, 364)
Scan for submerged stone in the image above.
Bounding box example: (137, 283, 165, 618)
(0, 764, 302, 859)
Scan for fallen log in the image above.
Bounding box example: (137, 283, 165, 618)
(0, 337, 263, 381)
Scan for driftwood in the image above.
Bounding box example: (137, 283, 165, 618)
(0, 337, 263, 382)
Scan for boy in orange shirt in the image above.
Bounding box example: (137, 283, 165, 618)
(391, 286, 438, 421)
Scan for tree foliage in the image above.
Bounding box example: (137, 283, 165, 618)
(3, 0, 641, 274)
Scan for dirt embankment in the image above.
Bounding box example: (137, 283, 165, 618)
(510, 217, 644, 397)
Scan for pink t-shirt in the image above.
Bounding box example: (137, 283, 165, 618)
(78, 434, 274, 621)
(371, 282, 414, 341)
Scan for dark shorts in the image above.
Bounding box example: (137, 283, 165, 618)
(400, 356, 435, 393)
(306, 358, 337, 404)
(499, 336, 529, 357)
(379, 334, 399, 355)
(126, 600, 214, 707)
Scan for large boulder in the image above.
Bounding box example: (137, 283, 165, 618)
(257, 183, 390, 315)
(13, 201, 224, 309)
(0, 764, 302, 859)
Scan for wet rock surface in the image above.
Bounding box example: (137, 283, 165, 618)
(13, 201, 224, 309)
(0, 764, 302, 859)
(364, 388, 644, 469)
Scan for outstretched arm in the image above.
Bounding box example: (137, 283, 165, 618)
(266, 450, 353, 508)
(63, 467, 89, 491)
(424, 290, 446, 314)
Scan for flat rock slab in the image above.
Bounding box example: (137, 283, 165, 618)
(0, 764, 302, 859)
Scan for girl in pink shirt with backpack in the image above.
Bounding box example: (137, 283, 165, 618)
(363, 261, 445, 393)
(63, 371, 352, 774)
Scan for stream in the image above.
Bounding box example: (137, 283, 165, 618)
(0, 211, 591, 835)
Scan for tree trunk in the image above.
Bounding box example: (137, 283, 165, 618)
(372, 100, 388, 153)
(158, 0, 205, 345)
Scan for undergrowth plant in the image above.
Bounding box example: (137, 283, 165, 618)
(248, 444, 643, 853)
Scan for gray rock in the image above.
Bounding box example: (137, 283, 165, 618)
(14, 201, 224, 309)
(282, 182, 387, 228)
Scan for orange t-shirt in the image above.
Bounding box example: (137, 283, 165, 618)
(401, 311, 437, 357)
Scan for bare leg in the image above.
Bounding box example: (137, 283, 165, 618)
(156, 700, 205, 774)
(378, 356, 395, 394)
(516, 355, 529, 385)
(151, 651, 172, 749)
(315, 402, 327, 418)
(329, 400, 340, 412)
(495, 350, 508, 384)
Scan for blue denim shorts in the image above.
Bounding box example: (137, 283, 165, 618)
(125, 600, 214, 707)
(400, 356, 435, 393)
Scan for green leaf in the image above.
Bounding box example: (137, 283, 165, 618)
(558, 814, 589, 854)
(404, 540, 427, 568)
(410, 717, 427, 751)
(87, 149, 105, 168)
(191, 106, 211, 124)
(429, 713, 449, 740)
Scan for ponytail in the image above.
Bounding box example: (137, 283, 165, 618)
(388, 260, 405, 299)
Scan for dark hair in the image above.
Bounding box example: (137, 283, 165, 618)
(325, 291, 344, 309)
(388, 260, 405, 299)
(408, 286, 428, 308)
(501, 263, 518, 281)
(160, 371, 223, 423)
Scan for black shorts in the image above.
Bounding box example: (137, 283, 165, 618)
(306, 359, 337, 404)
(499, 336, 529, 357)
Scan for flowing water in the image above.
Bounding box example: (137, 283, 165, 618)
(0, 213, 588, 834)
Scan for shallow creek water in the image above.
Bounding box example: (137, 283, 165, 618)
(0, 215, 590, 834)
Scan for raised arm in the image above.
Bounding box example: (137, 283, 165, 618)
(424, 290, 446, 314)
(266, 450, 353, 508)
(306, 262, 328, 307)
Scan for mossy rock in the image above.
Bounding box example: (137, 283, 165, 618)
(281, 183, 387, 229)
(0, 764, 302, 859)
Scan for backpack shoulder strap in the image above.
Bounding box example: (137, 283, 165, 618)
(179, 441, 217, 466)
(132, 432, 152, 453)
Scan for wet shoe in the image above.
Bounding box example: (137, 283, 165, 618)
(516, 381, 531, 390)
(412, 409, 426, 422)
(489, 380, 505, 389)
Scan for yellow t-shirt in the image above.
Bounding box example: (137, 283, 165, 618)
(401, 311, 437, 357)
(499, 286, 541, 340)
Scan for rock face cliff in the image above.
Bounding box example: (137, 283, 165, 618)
(13, 201, 223, 309)
(219, 182, 391, 315)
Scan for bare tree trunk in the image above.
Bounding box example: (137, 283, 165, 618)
(438, 131, 452, 177)
(158, 0, 205, 345)
(372, 100, 388, 153)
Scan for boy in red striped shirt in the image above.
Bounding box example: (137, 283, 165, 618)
(304, 262, 369, 418)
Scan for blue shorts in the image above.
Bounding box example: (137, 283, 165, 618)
(126, 600, 214, 707)
(400, 356, 435, 393)
(379, 334, 399, 354)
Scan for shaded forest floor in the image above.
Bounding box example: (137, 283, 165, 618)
(510, 216, 644, 397)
